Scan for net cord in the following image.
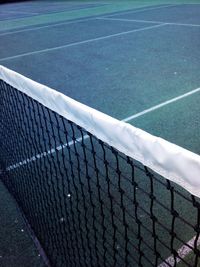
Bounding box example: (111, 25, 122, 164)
(1, 65, 200, 197)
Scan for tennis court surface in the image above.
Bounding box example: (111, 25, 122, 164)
(0, 1, 200, 267)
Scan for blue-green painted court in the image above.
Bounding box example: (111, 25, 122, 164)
(0, 1, 200, 266)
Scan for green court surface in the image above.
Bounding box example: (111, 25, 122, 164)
(0, 0, 200, 266)
(0, 180, 45, 267)
(1, 0, 200, 31)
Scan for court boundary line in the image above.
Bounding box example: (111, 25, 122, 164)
(158, 236, 200, 267)
(104, 4, 178, 18)
(5, 84, 200, 266)
(98, 17, 158, 24)
(0, 23, 166, 62)
(1, 10, 39, 15)
(1, 2, 199, 264)
(0, 3, 107, 21)
(4, 73, 200, 265)
(0, 17, 95, 36)
(122, 87, 200, 122)
(7, 86, 200, 169)
(126, 87, 200, 267)
(97, 17, 200, 28)
(0, 3, 175, 36)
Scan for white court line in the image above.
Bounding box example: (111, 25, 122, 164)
(0, 23, 166, 62)
(7, 86, 200, 170)
(123, 87, 200, 122)
(126, 86, 200, 267)
(2, 10, 39, 15)
(0, 5, 181, 36)
(0, 4, 174, 36)
(5, 85, 200, 266)
(98, 17, 200, 28)
(5, 82, 200, 263)
(0, 17, 95, 37)
(7, 139, 83, 171)
(105, 4, 178, 17)
(98, 17, 159, 24)
(158, 236, 200, 267)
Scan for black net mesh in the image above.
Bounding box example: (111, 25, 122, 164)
(0, 79, 200, 267)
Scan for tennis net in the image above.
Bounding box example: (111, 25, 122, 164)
(1, 65, 200, 267)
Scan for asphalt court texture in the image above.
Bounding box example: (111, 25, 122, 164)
(0, 2, 107, 21)
(0, 1, 200, 266)
(104, 4, 200, 24)
(1, 3, 200, 153)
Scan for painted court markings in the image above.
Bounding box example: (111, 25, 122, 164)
(122, 87, 200, 266)
(0, 3, 176, 36)
(158, 236, 200, 266)
(0, 17, 95, 37)
(5, 69, 200, 265)
(0, 23, 166, 61)
(97, 17, 200, 28)
(1, 10, 39, 15)
(123, 87, 200, 122)
(8, 86, 200, 171)
(105, 4, 178, 17)
(1, 2, 200, 265)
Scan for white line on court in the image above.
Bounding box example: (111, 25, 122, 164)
(7, 86, 200, 170)
(2, 10, 39, 15)
(0, 4, 174, 36)
(0, 17, 95, 37)
(98, 17, 159, 24)
(0, 23, 166, 62)
(125, 86, 200, 266)
(5, 85, 200, 264)
(158, 235, 200, 267)
(105, 4, 178, 18)
(123, 87, 200, 122)
(0, 5, 181, 36)
(98, 17, 200, 28)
